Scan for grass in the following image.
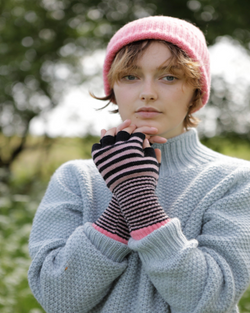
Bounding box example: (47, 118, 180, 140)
(201, 135, 250, 161)
(0, 133, 250, 312)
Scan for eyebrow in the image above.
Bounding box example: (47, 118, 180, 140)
(157, 65, 181, 71)
(130, 65, 181, 72)
(129, 65, 141, 70)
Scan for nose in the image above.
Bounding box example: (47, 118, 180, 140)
(140, 80, 157, 102)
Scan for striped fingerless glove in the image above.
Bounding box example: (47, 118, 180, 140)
(92, 131, 170, 240)
(93, 195, 130, 244)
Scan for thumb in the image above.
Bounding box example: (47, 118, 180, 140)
(154, 149, 161, 164)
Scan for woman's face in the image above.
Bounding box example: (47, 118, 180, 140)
(113, 42, 195, 139)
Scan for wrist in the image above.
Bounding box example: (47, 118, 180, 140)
(114, 176, 157, 203)
(93, 223, 129, 244)
(130, 219, 170, 240)
(113, 176, 169, 237)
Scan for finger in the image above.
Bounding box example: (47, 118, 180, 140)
(121, 124, 137, 134)
(143, 138, 150, 149)
(101, 135, 116, 147)
(130, 132, 145, 143)
(155, 149, 161, 164)
(116, 119, 131, 134)
(116, 130, 131, 142)
(133, 126, 158, 135)
(148, 136, 167, 144)
(92, 142, 102, 153)
(100, 127, 116, 147)
(101, 129, 107, 139)
(116, 124, 138, 142)
(144, 147, 157, 159)
(104, 127, 117, 137)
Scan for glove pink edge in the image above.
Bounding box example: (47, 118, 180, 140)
(130, 219, 171, 240)
(93, 223, 128, 244)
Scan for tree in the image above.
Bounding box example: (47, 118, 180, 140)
(197, 75, 250, 138)
(150, 0, 250, 49)
(1, 0, 250, 168)
(0, 0, 154, 168)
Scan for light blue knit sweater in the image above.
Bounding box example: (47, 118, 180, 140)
(28, 129, 250, 313)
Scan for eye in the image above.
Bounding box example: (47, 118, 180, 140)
(123, 75, 138, 81)
(162, 75, 176, 82)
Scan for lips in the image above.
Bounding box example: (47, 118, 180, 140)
(135, 107, 161, 118)
(136, 107, 161, 113)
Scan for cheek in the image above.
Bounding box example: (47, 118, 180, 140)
(114, 86, 135, 116)
(167, 86, 194, 116)
(113, 85, 128, 105)
(182, 84, 195, 104)
(116, 99, 130, 121)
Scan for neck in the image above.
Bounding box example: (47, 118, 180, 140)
(152, 129, 219, 177)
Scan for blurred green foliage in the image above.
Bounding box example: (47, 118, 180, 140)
(0, 169, 46, 313)
(0, 134, 250, 312)
(0, 134, 100, 313)
(202, 134, 250, 161)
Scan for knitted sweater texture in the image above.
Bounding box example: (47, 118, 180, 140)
(28, 129, 250, 313)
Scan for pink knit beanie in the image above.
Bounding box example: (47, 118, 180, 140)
(103, 15, 210, 107)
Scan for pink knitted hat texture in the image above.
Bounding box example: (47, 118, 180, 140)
(103, 16, 210, 107)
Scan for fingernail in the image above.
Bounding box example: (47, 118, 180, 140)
(150, 127, 158, 131)
(159, 138, 167, 142)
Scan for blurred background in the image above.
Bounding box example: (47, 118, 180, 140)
(1, 0, 250, 312)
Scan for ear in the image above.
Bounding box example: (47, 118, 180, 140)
(189, 96, 203, 114)
(189, 103, 203, 114)
(188, 89, 203, 114)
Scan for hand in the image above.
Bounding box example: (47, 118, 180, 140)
(92, 125, 169, 239)
(100, 120, 167, 164)
(93, 120, 135, 244)
(92, 125, 160, 193)
(94, 119, 164, 243)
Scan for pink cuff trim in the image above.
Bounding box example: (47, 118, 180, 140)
(130, 219, 171, 240)
(92, 223, 128, 244)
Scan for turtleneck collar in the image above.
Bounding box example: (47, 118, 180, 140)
(152, 128, 220, 177)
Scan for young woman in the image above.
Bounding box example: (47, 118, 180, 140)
(28, 16, 250, 313)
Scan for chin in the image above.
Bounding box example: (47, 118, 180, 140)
(133, 119, 158, 128)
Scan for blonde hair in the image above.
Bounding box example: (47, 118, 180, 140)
(91, 40, 203, 129)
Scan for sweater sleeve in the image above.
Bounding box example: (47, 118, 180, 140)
(128, 168, 250, 312)
(28, 161, 131, 313)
